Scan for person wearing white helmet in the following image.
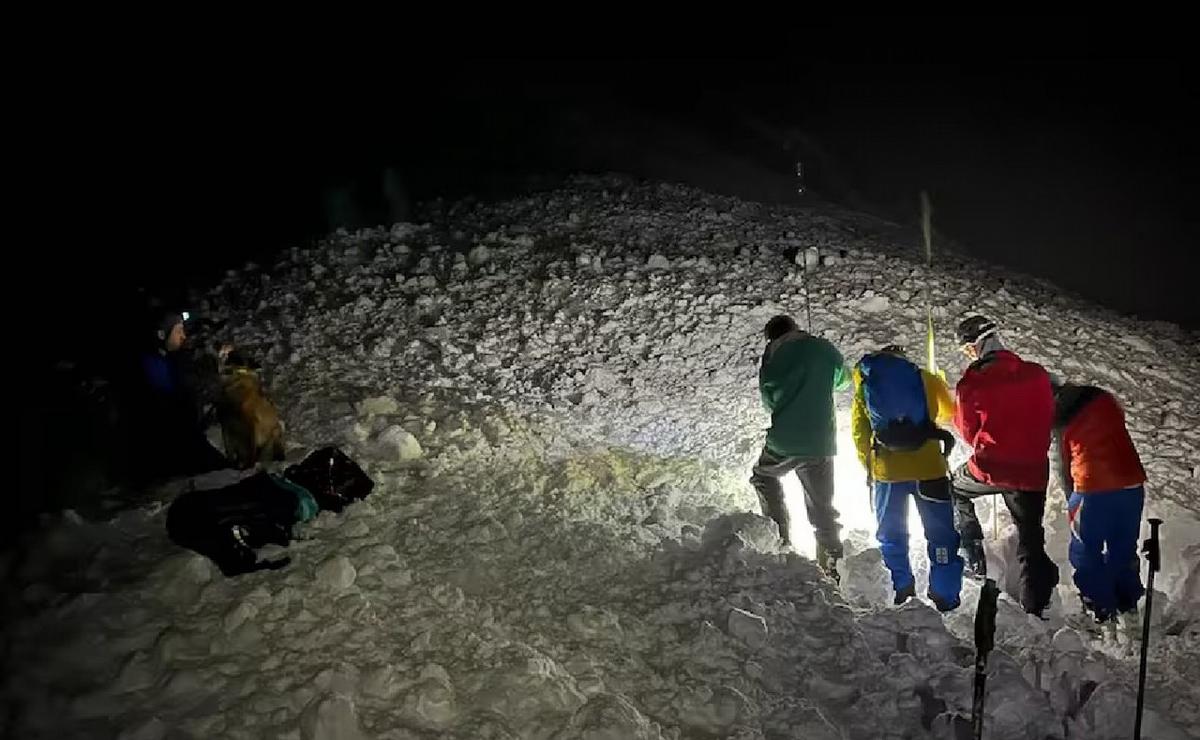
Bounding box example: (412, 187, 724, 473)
(950, 314, 1060, 617)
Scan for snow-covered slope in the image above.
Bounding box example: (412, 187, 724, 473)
(4, 177, 1197, 739)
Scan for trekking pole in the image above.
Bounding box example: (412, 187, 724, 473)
(920, 191, 939, 376)
(796, 161, 814, 333)
(801, 267, 813, 333)
(1134, 517, 1163, 740)
(972, 578, 1000, 740)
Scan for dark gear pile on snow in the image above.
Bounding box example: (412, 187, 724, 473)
(166, 446, 374, 576)
(283, 446, 374, 513)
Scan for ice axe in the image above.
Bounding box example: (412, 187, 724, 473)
(1134, 517, 1163, 740)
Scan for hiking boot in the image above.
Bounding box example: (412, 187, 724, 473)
(1081, 611, 1121, 643)
(893, 583, 916, 606)
(816, 543, 842, 583)
(929, 591, 961, 613)
(962, 541, 987, 580)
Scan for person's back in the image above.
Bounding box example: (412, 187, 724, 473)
(760, 329, 849, 458)
(852, 352, 956, 483)
(750, 315, 849, 572)
(1052, 382, 1147, 627)
(949, 315, 1059, 615)
(851, 345, 963, 610)
(1053, 385, 1145, 493)
(955, 349, 1054, 490)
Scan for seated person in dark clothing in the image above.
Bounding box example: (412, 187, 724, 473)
(131, 309, 230, 481)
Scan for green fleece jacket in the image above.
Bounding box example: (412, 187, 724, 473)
(759, 330, 851, 457)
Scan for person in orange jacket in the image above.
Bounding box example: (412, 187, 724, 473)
(1051, 380, 1148, 627)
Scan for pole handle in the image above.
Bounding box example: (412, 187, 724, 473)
(1145, 518, 1163, 574)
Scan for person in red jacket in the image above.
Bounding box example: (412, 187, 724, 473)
(951, 315, 1060, 616)
(1051, 381, 1147, 628)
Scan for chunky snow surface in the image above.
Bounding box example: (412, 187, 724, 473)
(5, 176, 1199, 739)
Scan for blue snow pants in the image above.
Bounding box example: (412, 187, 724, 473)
(1067, 486, 1146, 618)
(875, 477, 964, 609)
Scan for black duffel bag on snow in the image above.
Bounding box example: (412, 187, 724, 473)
(166, 446, 374, 576)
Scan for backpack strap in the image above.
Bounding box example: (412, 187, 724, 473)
(873, 422, 956, 456)
(934, 427, 956, 458)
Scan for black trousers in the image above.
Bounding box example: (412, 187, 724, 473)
(951, 464, 1059, 614)
(749, 449, 841, 553)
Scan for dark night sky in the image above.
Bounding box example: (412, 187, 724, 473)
(18, 34, 1200, 369)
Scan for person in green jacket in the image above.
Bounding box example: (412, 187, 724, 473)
(751, 315, 851, 575)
